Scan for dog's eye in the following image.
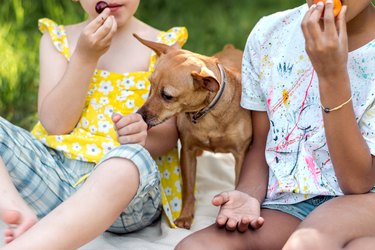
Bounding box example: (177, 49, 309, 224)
(161, 90, 174, 101)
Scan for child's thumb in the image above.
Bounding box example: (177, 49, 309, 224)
(112, 112, 122, 123)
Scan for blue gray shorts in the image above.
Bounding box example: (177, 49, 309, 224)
(261, 195, 336, 220)
(0, 117, 161, 233)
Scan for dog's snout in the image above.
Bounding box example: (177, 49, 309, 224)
(136, 109, 148, 122)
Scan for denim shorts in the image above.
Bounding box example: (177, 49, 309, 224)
(0, 117, 161, 233)
(261, 195, 336, 220)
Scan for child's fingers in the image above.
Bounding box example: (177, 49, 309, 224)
(100, 16, 118, 44)
(323, 0, 336, 34)
(114, 113, 143, 129)
(225, 218, 239, 232)
(250, 216, 264, 230)
(116, 120, 147, 137)
(86, 8, 111, 33)
(112, 112, 122, 124)
(301, 3, 316, 36)
(94, 16, 115, 41)
(307, 2, 325, 38)
(215, 214, 228, 227)
(117, 132, 146, 145)
(212, 192, 230, 206)
(301, 3, 321, 42)
(237, 217, 251, 232)
(336, 5, 348, 43)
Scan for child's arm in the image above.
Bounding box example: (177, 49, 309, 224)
(211, 111, 269, 232)
(112, 113, 178, 158)
(38, 9, 116, 135)
(302, 2, 375, 194)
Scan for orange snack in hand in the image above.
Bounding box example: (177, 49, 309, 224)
(313, 0, 342, 17)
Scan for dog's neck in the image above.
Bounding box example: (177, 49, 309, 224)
(187, 63, 227, 124)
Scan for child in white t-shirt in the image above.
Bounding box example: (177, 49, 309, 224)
(176, 0, 375, 249)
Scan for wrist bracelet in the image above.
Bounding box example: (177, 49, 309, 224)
(321, 96, 352, 113)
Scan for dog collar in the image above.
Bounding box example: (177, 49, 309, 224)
(188, 63, 227, 124)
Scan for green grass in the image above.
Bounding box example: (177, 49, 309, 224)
(2, 0, 370, 129)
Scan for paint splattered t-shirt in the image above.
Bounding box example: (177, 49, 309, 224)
(241, 4, 375, 205)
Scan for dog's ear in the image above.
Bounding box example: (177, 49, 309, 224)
(133, 33, 173, 56)
(191, 67, 219, 92)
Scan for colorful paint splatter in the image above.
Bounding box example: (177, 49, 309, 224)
(241, 4, 375, 205)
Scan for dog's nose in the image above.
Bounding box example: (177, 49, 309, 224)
(136, 109, 148, 122)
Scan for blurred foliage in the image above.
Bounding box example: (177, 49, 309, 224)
(1, 0, 356, 129)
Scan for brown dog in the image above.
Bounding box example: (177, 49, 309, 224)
(135, 34, 252, 229)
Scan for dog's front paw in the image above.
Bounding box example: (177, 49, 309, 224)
(174, 215, 194, 229)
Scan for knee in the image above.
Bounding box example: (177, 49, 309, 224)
(283, 228, 328, 250)
(175, 234, 214, 250)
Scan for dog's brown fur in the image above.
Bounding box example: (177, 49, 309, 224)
(135, 34, 252, 229)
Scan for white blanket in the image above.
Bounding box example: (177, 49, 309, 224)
(1, 152, 235, 249)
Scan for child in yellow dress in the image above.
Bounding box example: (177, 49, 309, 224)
(0, 0, 187, 249)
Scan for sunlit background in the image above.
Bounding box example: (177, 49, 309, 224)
(0, 0, 372, 129)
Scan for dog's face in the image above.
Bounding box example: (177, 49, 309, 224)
(134, 34, 220, 127)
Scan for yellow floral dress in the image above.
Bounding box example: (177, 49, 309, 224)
(32, 18, 188, 228)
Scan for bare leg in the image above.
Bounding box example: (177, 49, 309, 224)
(0, 158, 37, 243)
(283, 193, 375, 250)
(175, 208, 301, 250)
(345, 237, 375, 250)
(2, 157, 140, 250)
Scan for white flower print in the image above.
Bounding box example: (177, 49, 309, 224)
(97, 114, 105, 120)
(98, 120, 112, 133)
(99, 97, 109, 105)
(52, 28, 63, 39)
(100, 71, 110, 78)
(99, 81, 114, 95)
(165, 32, 177, 42)
(86, 144, 101, 155)
(81, 117, 89, 128)
(90, 99, 100, 110)
(164, 187, 172, 196)
(72, 143, 82, 151)
(102, 142, 116, 154)
(90, 125, 97, 133)
(126, 99, 135, 109)
(170, 197, 181, 212)
(56, 145, 68, 152)
(163, 169, 170, 179)
(56, 135, 63, 143)
(142, 92, 149, 101)
(104, 106, 114, 116)
(122, 76, 135, 89)
(55, 42, 63, 52)
(174, 166, 181, 175)
(136, 80, 146, 89)
(175, 180, 181, 193)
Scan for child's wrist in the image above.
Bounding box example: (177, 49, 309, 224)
(71, 51, 99, 67)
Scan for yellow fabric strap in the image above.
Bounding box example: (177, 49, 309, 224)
(74, 173, 90, 187)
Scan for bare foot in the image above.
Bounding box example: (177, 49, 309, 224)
(2, 210, 37, 244)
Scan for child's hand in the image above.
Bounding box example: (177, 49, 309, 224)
(302, 1, 348, 82)
(75, 8, 117, 61)
(212, 190, 264, 232)
(112, 113, 148, 147)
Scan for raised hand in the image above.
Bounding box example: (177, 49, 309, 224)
(75, 8, 117, 61)
(302, 1, 348, 81)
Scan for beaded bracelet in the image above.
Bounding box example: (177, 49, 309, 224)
(321, 96, 352, 113)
